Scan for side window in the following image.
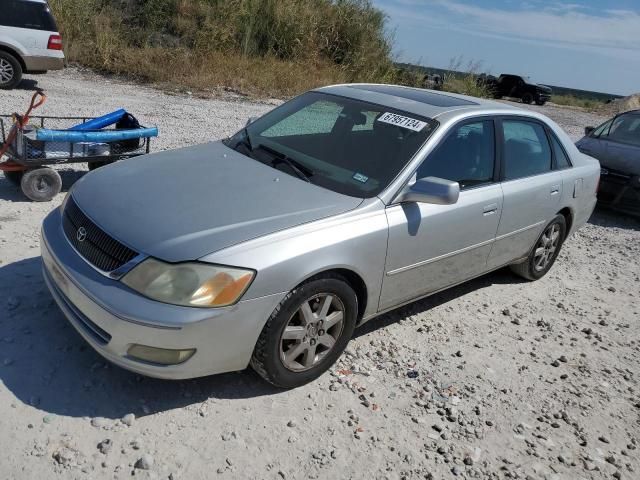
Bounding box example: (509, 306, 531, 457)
(549, 133, 571, 169)
(261, 100, 343, 138)
(0, 1, 57, 31)
(592, 120, 612, 137)
(606, 114, 640, 146)
(416, 120, 495, 189)
(502, 120, 552, 180)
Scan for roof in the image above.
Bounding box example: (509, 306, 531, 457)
(315, 83, 520, 120)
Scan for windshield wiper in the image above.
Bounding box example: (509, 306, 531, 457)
(242, 127, 253, 152)
(256, 144, 314, 183)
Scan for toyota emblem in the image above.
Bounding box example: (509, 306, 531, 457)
(77, 227, 87, 242)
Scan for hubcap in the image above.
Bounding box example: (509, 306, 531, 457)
(0, 59, 14, 84)
(533, 223, 561, 272)
(280, 293, 345, 372)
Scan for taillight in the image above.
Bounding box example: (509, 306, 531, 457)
(47, 34, 63, 51)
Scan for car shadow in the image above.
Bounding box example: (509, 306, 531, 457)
(0, 257, 280, 421)
(15, 78, 40, 91)
(354, 266, 522, 338)
(0, 169, 86, 202)
(589, 205, 640, 231)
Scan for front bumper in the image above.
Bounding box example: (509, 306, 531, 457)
(41, 208, 285, 379)
(598, 170, 640, 216)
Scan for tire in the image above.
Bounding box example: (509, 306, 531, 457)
(0, 51, 23, 90)
(521, 92, 534, 104)
(20, 167, 62, 202)
(3, 170, 24, 186)
(535, 99, 546, 106)
(251, 273, 358, 388)
(510, 214, 566, 281)
(88, 160, 115, 171)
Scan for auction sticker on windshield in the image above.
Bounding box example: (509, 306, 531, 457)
(377, 112, 427, 131)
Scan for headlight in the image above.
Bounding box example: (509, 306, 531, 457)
(122, 258, 255, 308)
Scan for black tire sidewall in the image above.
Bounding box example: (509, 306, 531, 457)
(20, 168, 62, 202)
(253, 276, 357, 388)
(526, 215, 566, 280)
(0, 51, 23, 89)
(522, 93, 534, 104)
(3, 170, 24, 186)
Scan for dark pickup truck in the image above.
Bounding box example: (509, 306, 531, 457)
(478, 74, 552, 106)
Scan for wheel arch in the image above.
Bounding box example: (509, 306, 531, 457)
(297, 267, 368, 323)
(557, 206, 574, 236)
(0, 44, 27, 71)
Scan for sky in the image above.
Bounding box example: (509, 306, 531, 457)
(372, 0, 640, 95)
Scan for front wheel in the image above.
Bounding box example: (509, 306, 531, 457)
(535, 99, 546, 106)
(510, 215, 566, 281)
(251, 274, 357, 388)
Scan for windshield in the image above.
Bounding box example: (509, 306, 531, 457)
(224, 92, 437, 198)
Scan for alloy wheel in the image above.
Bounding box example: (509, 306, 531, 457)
(0, 59, 14, 85)
(533, 223, 561, 271)
(280, 293, 345, 372)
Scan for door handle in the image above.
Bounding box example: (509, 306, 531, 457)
(550, 185, 560, 195)
(483, 203, 498, 215)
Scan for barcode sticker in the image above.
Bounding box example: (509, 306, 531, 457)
(376, 112, 427, 131)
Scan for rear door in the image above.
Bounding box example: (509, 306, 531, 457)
(488, 117, 561, 268)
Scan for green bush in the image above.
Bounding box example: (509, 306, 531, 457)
(48, 0, 399, 95)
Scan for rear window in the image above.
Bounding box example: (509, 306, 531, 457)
(0, 1, 58, 32)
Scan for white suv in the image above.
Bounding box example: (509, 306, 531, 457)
(0, 0, 64, 89)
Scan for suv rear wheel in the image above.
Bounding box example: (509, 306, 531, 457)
(0, 51, 23, 90)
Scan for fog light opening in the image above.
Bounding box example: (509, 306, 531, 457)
(127, 345, 196, 365)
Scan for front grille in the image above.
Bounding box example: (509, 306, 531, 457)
(63, 197, 138, 272)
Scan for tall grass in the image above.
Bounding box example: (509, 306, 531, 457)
(550, 95, 605, 111)
(48, 0, 399, 96)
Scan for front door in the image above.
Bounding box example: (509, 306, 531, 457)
(380, 119, 502, 311)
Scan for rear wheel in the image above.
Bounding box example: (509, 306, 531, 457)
(510, 215, 566, 281)
(20, 167, 62, 202)
(0, 51, 23, 90)
(521, 92, 534, 104)
(251, 274, 357, 388)
(3, 170, 24, 186)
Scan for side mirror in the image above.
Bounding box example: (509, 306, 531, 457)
(246, 116, 257, 127)
(585, 126, 595, 136)
(398, 176, 460, 205)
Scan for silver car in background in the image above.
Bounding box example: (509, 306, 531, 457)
(41, 84, 600, 388)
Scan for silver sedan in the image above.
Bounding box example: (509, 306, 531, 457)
(41, 84, 600, 388)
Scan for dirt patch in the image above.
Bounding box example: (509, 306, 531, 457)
(1, 69, 639, 479)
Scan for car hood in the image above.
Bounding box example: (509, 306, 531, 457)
(536, 84, 552, 94)
(71, 141, 363, 262)
(576, 137, 640, 176)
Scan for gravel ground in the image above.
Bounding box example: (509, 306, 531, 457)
(1, 69, 639, 480)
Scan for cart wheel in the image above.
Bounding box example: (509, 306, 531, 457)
(3, 170, 24, 186)
(88, 160, 116, 171)
(20, 168, 62, 202)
